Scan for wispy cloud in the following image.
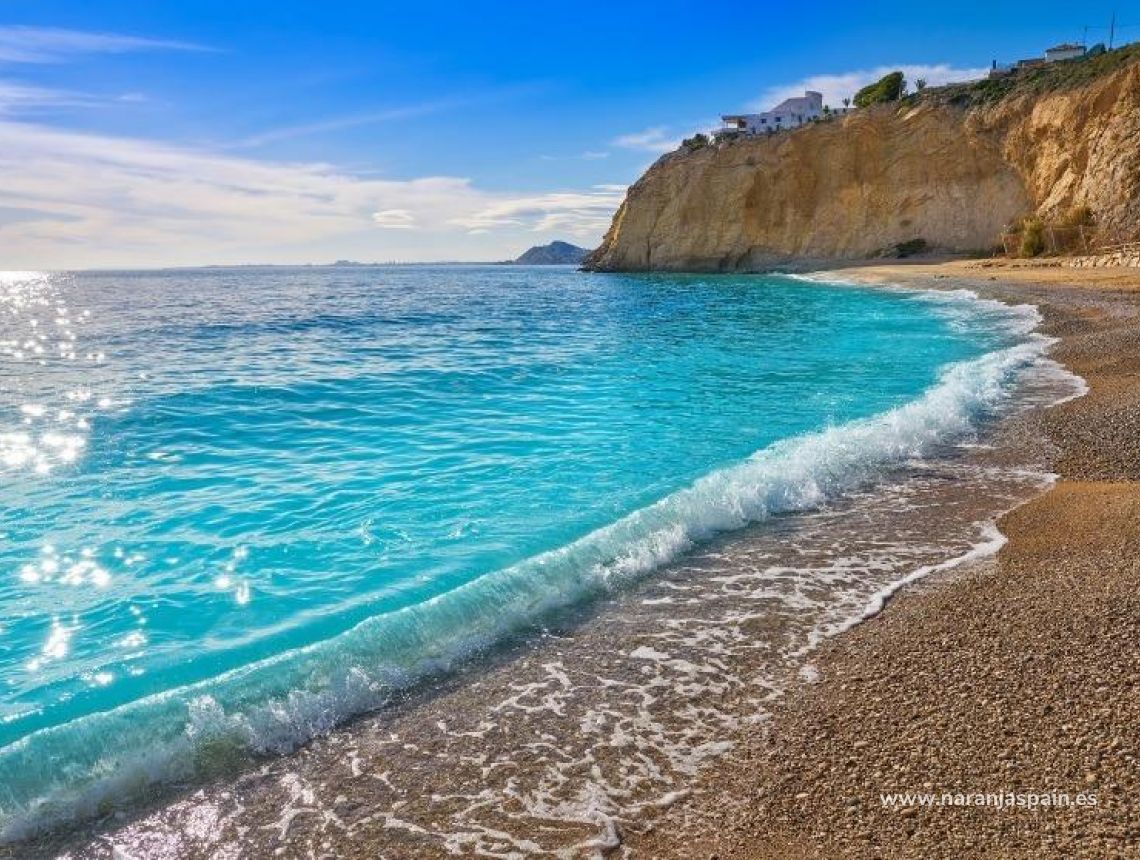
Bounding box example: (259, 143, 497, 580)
(539, 150, 612, 163)
(234, 82, 549, 149)
(234, 101, 456, 149)
(0, 81, 94, 113)
(372, 208, 416, 229)
(612, 126, 678, 154)
(611, 119, 717, 155)
(449, 189, 624, 237)
(0, 25, 210, 64)
(0, 121, 622, 266)
(752, 64, 989, 111)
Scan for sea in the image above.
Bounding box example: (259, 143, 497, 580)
(0, 265, 1084, 853)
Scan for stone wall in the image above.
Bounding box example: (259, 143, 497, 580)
(1066, 246, 1140, 268)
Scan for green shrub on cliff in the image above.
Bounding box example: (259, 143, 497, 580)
(681, 133, 710, 151)
(853, 71, 906, 107)
(929, 42, 1140, 107)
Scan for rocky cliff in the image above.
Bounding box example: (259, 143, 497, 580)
(585, 51, 1140, 272)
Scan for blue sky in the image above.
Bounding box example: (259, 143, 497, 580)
(0, 1, 1129, 267)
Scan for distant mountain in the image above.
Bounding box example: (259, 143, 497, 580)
(513, 241, 592, 265)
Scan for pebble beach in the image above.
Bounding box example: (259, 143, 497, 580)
(634, 260, 1140, 859)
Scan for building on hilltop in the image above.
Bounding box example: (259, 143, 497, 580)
(1045, 43, 1086, 62)
(717, 90, 848, 138)
(992, 42, 1087, 76)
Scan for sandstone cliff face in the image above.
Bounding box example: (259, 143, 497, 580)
(979, 61, 1140, 242)
(586, 61, 1140, 272)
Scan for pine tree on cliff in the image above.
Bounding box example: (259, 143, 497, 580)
(853, 71, 906, 108)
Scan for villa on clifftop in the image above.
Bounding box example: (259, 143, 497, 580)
(990, 41, 1089, 76)
(717, 90, 852, 138)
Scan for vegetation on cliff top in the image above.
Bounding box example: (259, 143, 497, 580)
(669, 42, 1139, 163)
(853, 71, 906, 107)
(919, 41, 1140, 108)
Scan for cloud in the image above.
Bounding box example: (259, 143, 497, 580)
(0, 79, 161, 119)
(611, 118, 719, 155)
(612, 126, 678, 154)
(538, 150, 612, 163)
(234, 83, 548, 149)
(0, 26, 207, 116)
(0, 25, 209, 64)
(372, 208, 416, 229)
(0, 121, 623, 266)
(234, 101, 458, 149)
(450, 190, 624, 237)
(0, 81, 95, 113)
(752, 64, 989, 111)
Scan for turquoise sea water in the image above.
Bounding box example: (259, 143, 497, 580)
(0, 266, 1048, 836)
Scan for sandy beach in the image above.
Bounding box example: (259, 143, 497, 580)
(632, 259, 1140, 858)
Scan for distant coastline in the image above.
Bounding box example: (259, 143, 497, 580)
(133, 245, 596, 271)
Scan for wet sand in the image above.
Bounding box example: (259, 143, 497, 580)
(634, 260, 1140, 858)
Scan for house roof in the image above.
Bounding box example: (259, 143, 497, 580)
(767, 96, 818, 115)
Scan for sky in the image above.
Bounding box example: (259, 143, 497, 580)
(0, 1, 1130, 268)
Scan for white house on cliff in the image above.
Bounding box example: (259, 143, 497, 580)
(718, 90, 845, 137)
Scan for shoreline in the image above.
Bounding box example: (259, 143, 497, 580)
(632, 260, 1140, 858)
(6, 262, 1135, 858)
(2, 271, 1067, 853)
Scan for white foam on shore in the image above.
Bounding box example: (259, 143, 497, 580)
(722, 278, 1094, 822)
(0, 280, 1086, 844)
(801, 520, 1008, 654)
(783, 273, 1087, 655)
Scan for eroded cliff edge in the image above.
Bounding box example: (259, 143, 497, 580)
(585, 54, 1140, 272)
